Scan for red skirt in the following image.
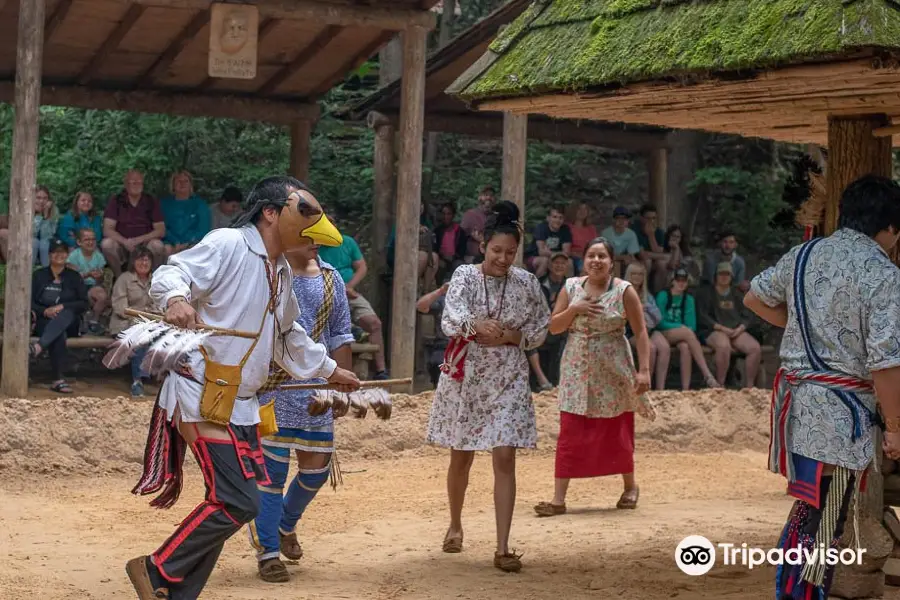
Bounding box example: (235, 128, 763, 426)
(555, 411, 634, 479)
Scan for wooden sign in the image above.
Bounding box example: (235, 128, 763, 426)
(208, 3, 259, 80)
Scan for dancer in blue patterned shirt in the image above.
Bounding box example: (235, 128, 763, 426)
(248, 243, 355, 583)
(745, 175, 900, 600)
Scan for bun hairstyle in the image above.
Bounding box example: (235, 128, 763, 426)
(483, 200, 522, 244)
(583, 236, 616, 260)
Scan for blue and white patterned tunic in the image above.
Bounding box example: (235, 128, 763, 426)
(751, 228, 900, 470)
(260, 259, 355, 430)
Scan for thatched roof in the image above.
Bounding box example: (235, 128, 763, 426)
(447, 0, 900, 145)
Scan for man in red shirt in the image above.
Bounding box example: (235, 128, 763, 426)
(101, 169, 166, 276)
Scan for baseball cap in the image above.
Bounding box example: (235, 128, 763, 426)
(49, 238, 68, 254)
(550, 251, 569, 261)
(673, 267, 689, 280)
(613, 206, 631, 218)
(716, 261, 733, 275)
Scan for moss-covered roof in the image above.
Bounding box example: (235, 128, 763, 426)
(450, 0, 900, 102)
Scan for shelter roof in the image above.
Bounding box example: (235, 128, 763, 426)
(447, 0, 900, 145)
(0, 0, 437, 123)
(349, 0, 668, 152)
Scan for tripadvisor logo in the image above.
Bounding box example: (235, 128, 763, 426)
(675, 535, 866, 576)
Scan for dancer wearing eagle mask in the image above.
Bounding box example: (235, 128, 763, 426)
(124, 175, 360, 600)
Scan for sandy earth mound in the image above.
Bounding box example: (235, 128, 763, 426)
(0, 388, 770, 475)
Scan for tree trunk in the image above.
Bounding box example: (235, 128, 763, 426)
(663, 130, 703, 237)
(501, 112, 527, 266)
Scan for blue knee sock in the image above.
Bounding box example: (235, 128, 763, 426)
(249, 446, 291, 561)
(279, 460, 331, 535)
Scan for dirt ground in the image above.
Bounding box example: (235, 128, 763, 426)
(2, 387, 899, 599)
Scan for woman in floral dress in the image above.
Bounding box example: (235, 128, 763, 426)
(427, 201, 550, 573)
(534, 237, 653, 517)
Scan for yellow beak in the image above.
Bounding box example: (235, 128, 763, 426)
(302, 214, 342, 247)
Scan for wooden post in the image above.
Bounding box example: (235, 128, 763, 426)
(823, 114, 894, 599)
(648, 147, 668, 225)
(389, 26, 426, 389)
(824, 115, 892, 235)
(501, 112, 527, 265)
(289, 120, 312, 181)
(368, 111, 396, 343)
(1, 0, 46, 398)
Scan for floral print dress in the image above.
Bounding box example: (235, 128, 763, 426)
(557, 277, 654, 420)
(426, 264, 550, 450)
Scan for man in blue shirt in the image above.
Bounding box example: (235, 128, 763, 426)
(318, 234, 389, 380)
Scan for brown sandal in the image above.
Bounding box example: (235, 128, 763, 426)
(442, 531, 463, 553)
(533, 501, 566, 517)
(617, 487, 640, 509)
(125, 556, 170, 599)
(494, 550, 523, 572)
(279, 531, 303, 560)
(258, 557, 290, 583)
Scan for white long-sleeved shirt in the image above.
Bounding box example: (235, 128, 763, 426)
(149, 225, 337, 425)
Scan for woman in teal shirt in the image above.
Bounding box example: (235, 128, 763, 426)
(161, 170, 211, 254)
(654, 268, 720, 390)
(58, 191, 103, 249)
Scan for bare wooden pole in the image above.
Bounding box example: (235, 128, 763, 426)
(2, 0, 46, 397)
(501, 112, 527, 265)
(289, 120, 312, 181)
(647, 147, 669, 225)
(389, 26, 426, 390)
(368, 111, 396, 332)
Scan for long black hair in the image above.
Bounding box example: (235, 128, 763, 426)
(483, 200, 522, 243)
(582, 236, 615, 260)
(838, 175, 900, 237)
(232, 175, 313, 227)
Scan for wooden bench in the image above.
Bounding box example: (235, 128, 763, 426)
(0, 334, 380, 379)
(701, 344, 777, 388)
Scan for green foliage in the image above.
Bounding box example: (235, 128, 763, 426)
(459, 0, 900, 100)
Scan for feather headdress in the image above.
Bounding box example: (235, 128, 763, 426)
(103, 317, 213, 377)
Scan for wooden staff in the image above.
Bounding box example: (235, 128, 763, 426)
(279, 377, 413, 391)
(124, 309, 258, 339)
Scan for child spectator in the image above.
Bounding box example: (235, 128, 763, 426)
(101, 169, 166, 276)
(58, 191, 103, 249)
(210, 186, 243, 230)
(33, 185, 60, 267)
(161, 170, 211, 255)
(66, 228, 109, 334)
(525, 206, 572, 278)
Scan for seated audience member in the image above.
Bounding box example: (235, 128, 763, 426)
(101, 169, 166, 277)
(660, 225, 699, 288)
(600, 206, 640, 276)
(566, 201, 598, 275)
(386, 204, 439, 288)
(319, 232, 389, 380)
(210, 186, 243, 230)
(459, 185, 495, 262)
(624, 263, 670, 390)
(417, 279, 451, 387)
(58, 191, 103, 249)
(161, 170, 211, 255)
(110, 246, 156, 397)
(525, 206, 572, 278)
(30, 239, 88, 394)
(696, 261, 761, 388)
(528, 252, 570, 390)
(433, 202, 468, 282)
(655, 268, 721, 390)
(702, 231, 749, 292)
(632, 203, 669, 293)
(33, 185, 60, 267)
(66, 228, 109, 334)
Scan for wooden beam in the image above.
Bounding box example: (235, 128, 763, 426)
(136, 9, 209, 88)
(382, 112, 668, 152)
(2, 0, 46, 398)
(257, 25, 342, 96)
(501, 112, 527, 265)
(389, 26, 426, 387)
(647, 148, 668, 225)
(126, 0, 436, 30)
(197, 16, 278, 92)
(44, 0, 74, 44)
(307, 32, 393, 98)
(289, 120, 312, 181)
(873, 123, 900, 137)
(77, 4, 145, 85)
(0, 82, 320, 123)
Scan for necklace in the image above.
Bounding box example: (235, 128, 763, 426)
(482, 269, 508, 320)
